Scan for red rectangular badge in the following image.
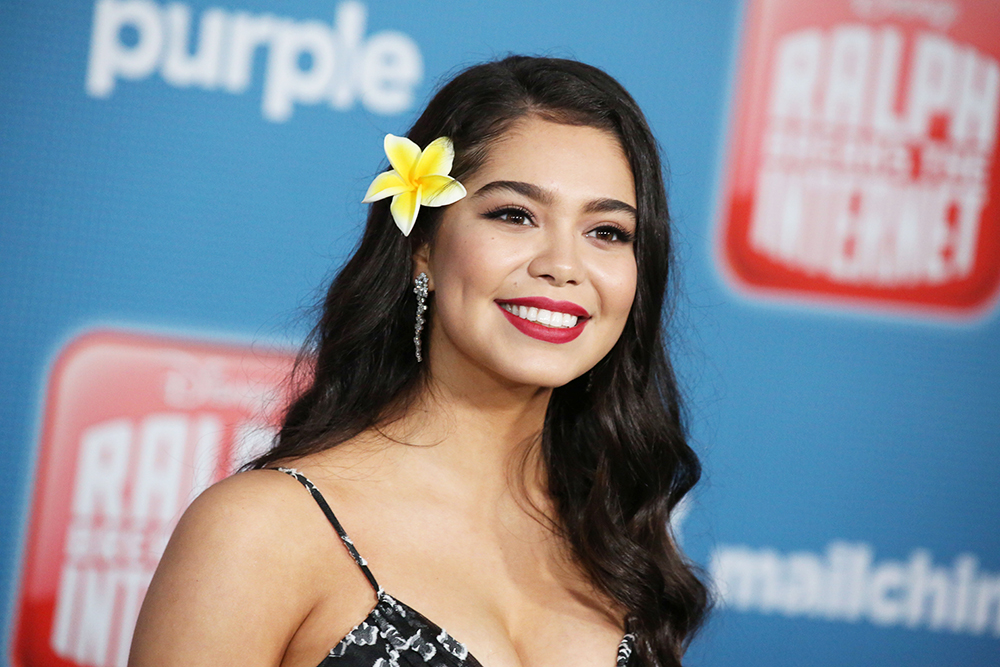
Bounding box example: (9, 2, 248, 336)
(717, 0, 1000, 318)
(12, 330, 295, 667)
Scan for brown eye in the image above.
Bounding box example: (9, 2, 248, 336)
(484, 206, 533, 226)
(587, 225, 633, 243)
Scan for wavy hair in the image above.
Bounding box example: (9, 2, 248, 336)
(250, 55, 709, 666)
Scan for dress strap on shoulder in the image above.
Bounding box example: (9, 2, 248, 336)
(274, 467, 381, 594)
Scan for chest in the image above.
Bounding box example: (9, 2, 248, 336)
(297, 498, 627, 666)
(275, 466, 629, 667)
(307, 591, 635, 667)
(346, 516, 628, 667)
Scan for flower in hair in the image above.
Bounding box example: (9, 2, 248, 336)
(362, 134, 467, 236)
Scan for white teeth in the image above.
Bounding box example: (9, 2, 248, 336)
(500, 303, 581, 329)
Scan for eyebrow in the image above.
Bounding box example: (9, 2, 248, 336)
(473, 180, 553, 204)
(584, 197, 637, 218)
(472, 180, 637, 219)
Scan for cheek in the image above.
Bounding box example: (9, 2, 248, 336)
(430, 223, 482, 292)
(428, 225, 517, 327)
(431, 222, 523, 294)
(597, 258, 638, 324)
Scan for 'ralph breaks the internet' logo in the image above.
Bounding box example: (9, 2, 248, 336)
(717, 0, 1000, 319)
(12, 330, 294, 667)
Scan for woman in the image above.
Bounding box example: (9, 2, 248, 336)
(129, 56, 708, 667)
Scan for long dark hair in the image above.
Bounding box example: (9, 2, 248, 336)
(250, 55, 709, 666)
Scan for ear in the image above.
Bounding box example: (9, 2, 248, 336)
(412, 242, 434, 290)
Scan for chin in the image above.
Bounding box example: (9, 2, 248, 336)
(494, 359, 590, 389)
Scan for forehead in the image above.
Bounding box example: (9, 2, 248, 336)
(467, 116, 636, 207)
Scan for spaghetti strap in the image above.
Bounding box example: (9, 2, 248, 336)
(274, 467, 381, 594)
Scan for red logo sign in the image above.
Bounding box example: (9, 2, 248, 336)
(12, 330, 295, 667)
(717, 0, 1000, 318)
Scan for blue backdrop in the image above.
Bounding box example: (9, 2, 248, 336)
(2, 1, 998, 665)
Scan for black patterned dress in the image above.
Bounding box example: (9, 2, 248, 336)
(276, 468, 637, 667)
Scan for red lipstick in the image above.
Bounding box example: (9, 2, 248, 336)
(495, 297, 589, 344)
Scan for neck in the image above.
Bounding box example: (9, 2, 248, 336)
(376, 345, 553, 508)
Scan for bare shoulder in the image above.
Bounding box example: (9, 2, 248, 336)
(161, 469, 328, 571)
(128, 469, 371, 667)
(179, 468, 319, 540)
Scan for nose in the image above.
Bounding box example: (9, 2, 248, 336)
(527, 225, 583, 286)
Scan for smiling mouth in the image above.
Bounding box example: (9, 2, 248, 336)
(499, 303, 580, 328)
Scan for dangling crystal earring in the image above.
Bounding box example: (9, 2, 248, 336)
(413, 272, 429, 362)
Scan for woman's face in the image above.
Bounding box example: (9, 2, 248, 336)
(419, 115, 638, 389)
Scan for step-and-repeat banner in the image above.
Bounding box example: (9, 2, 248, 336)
(2, 1, 997, 665)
